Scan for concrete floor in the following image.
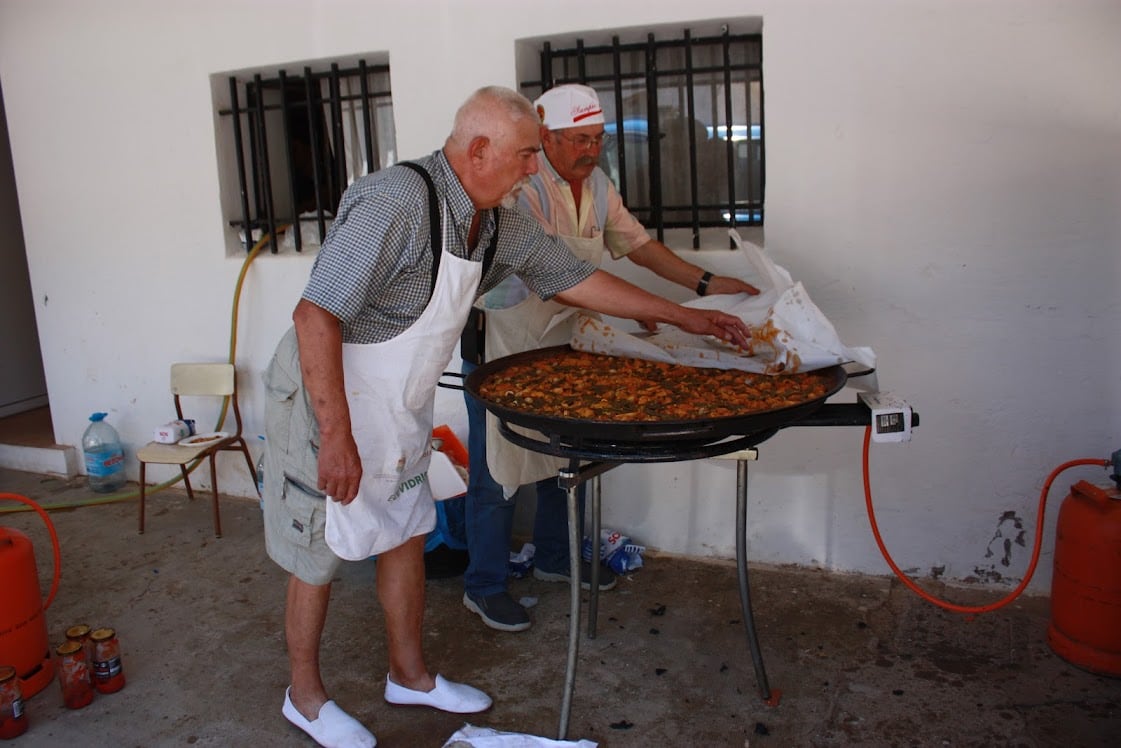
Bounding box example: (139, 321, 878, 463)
(1, 466, 1119, 748)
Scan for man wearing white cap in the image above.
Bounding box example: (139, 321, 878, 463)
(461, 83, 759, 632)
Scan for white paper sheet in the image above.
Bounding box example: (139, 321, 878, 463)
(570, 230, 875, 375)
(442, 723, 597, 748)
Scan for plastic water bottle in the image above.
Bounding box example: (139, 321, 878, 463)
(82, 412, 126, 493)
(255, 435, 266, 509)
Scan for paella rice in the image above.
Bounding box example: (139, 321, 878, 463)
(477, 349, 833, 422)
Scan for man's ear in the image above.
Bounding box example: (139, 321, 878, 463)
(467, 135, 490, 163)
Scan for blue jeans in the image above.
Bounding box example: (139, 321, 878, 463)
(463, 360, 583, 597)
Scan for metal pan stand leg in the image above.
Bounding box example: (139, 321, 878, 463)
(556, 462, 618, 740)
(735, 454, 780, 705)
(558, 469, 582, 740)
(588, 474, 601, 639)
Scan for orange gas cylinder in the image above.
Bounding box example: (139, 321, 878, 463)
(0, 494, 61, 699)
(1047, 479, 1121, 676)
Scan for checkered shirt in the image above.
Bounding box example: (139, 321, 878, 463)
(302, 150, 594, 344)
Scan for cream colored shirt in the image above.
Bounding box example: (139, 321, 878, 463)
(518, 152, 651, 261)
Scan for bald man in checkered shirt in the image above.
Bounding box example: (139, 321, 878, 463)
(261, 85, 751, 748)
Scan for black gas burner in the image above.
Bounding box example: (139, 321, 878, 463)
(493, 401, 911, 463)
(495, 421, 779, 462)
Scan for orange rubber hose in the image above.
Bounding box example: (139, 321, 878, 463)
(862, 425, 1109, 614)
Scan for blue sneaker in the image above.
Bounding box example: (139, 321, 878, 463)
(463, 591, 531, 632)
(534, 561, 617, 591)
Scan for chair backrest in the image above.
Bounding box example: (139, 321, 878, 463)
(169, 363, 244, 438)
(171, 363, 236, 396)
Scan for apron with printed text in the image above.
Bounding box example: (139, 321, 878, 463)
(484, 232, 605, 490)
(326, 203, 482, 561)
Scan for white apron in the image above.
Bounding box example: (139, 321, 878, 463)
(326, 204, 482, 561)
(484, 232, 605, 491)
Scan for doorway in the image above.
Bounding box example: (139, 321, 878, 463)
(0, 80, 52, 446)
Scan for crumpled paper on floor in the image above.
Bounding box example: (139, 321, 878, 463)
(571, 230, 875, 374)
(442, 723, 597, 748)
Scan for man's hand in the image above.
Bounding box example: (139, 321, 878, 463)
(317, 430, 363, 504)
(707, 275, 760, 296)
(633, 274, 757, 333)
(676, 308, 752, 348)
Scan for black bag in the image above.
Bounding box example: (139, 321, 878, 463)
(461, 307, 486, 365)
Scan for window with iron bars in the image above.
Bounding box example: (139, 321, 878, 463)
(519, 23, 763, 248)
(213, 55, 397, 254)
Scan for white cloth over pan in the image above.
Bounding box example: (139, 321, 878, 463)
(570, 229, 876, 375)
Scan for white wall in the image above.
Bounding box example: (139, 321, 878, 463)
(0, 0, 1117, 592)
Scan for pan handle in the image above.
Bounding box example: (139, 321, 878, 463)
(437, 371, 465, 391)
(643, 426, 718, 438)
(843, 364, 876, 379)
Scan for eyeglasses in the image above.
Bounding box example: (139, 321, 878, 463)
(555, 131, 606, 150)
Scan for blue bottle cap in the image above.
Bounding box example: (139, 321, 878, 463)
(90, 412, 108, 422)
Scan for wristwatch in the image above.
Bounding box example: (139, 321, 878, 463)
(696, 271, 714, 296)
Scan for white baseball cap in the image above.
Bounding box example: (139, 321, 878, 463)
(534, 84, 605, 130)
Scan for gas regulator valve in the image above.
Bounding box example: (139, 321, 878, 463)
(858, 391, 913, 443)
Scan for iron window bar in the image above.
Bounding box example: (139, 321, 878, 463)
(219, 60, 393, 253)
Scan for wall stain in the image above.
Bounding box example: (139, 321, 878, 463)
(968, 511, 1028, 583)
(984, 510, 1026, 567)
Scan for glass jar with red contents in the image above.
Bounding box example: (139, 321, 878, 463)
(0, 665, 29, 739)
(89, 628, 126, 694)
(55, 641, 94, 709)
(65, 624, 96, 669)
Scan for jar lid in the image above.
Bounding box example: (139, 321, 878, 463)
(90, 627, 116, 641)
(66, 624, 92, 639)
(0, 665, 15, 683)
(56, 640, 83, 657)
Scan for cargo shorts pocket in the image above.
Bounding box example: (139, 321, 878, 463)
(277, 479, 321, 549)
(265, 477, 337, 586)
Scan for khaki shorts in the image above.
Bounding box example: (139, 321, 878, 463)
(262, 326, 340, 585)
(263, 475, 340, 586)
